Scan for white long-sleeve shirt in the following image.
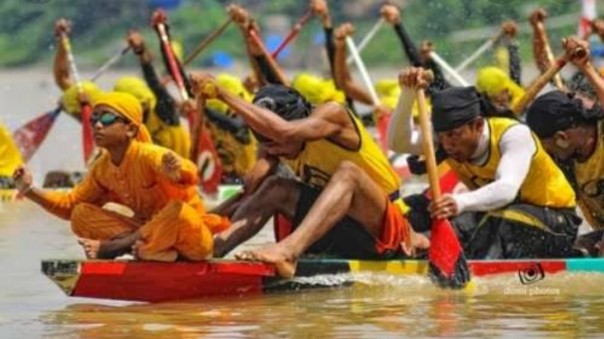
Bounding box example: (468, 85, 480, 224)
(388, 87, 536, 214)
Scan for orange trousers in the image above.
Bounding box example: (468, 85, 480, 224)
(70, 200, 221, 261)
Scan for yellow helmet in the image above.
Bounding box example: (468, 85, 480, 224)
(207, 74, 251, 114)
(113, 76, 157, 112)
(61, 81, 104, 116)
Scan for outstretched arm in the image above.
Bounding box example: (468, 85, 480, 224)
(53, 18, 73, 91)
(388, 67, 428, 155)
(502, 20, 522, 86)
(565, 36, 604, 107)
(191, 72, 355, 145)
(333, 23, 374, 105)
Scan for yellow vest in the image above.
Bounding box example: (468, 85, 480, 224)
(283, 111, 402, 198)
(574, 120, 604, 229)
(447, 118, 575, 209)
(0, 124, 23, 177)
(145, 111, 190, 159)
(207, 122, 258, 178)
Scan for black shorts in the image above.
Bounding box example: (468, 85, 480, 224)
(286, 183, 402, 259)
(452, 203, 581, 259)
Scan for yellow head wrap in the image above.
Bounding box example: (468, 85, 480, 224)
(476, 66, 525, 106)
(292, 73, 345, 105)
(93, 92, 152, 143)
(171, 40, 184, 61)
(113, 76, 157, 113)
(207, 74, 251, 114)
(375, 79, 400, 98)
(61, 81, 104, 116)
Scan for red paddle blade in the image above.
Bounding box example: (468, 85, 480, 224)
(81, 104, 94, 163)
(195, 127, 222, 195)
(428, 218, 471, 289)
(12, 107, 61, 162)
(376, 113, 390, 152)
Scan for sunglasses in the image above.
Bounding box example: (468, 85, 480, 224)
(90, 111, 129, 127)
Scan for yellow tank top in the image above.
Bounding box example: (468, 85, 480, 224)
(145, 111, 190, 159)
(0, 124, 23, 177)
(283, 111, 402, 198)
(574, 120, 604, 229)
(207, 122, 258, 178)
(447, 118, 575, 209)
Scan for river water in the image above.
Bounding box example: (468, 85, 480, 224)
(1, 69, 604, 338)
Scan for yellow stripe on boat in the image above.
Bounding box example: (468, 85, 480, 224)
(348, 259, 428, 275)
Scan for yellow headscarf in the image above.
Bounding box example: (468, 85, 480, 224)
(61, 81, 104, 116)
(207, 74, 252, 114)
(113, 76, 157, 113)
(93, 92, 152, 143)
(476, 66, 525, 107)
(375, 79, 400, 98)
(292, 73, 345, 105)
(171, 41, 184, 61)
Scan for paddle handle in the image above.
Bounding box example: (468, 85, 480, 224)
(345, 36, 379, 105)
(270, 11, 313, 59)
(429, 51, 469, 87)
(155, 22, 190, 101)
(454, 29, 503, 73)
(416, 88, 441, 200)
(511, 47, 585, 114)
(60, 34, 82, 92)
(183, 18, 233, 66)
(248, 29, 290, 86)
(346, 18, 385, 65)
(90, 45, 131, 82)
(535, 21, 565, 89)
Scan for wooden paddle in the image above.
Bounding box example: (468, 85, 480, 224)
(248, 29, 290, 86)
(415, 82, 470, 289)
(60, 33, 93, 164)
(183, 18, 233, 66)
(12, 37, 129, 163)
(270, 10, 313, 59)
(512, 45, 586, 115)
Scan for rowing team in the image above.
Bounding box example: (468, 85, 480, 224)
(3, 2, 604, 282)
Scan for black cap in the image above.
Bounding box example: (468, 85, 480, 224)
(431, 86, 481, 132)
(252, 85, 312, 142)
(525, 91, 583, 138)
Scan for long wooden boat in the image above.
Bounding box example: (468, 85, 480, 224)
(41, 258, 604, 303)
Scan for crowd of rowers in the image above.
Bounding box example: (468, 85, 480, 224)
(3, 1, 604, 277)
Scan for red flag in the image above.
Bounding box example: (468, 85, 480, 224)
(195, 126, 222, 194)
(12, 107, 61, 162)
(80, 103, 94, 163)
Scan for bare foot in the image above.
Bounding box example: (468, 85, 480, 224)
(132, 239, 178, 261)
(402, 230, 431, 257)
(78, 238, 101, 259)
(132, 240, 145, 260)
(235, 245, 297, 278)
(78, 235, 136, 260)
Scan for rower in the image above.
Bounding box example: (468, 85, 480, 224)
(526, 37, 604, 256)
(0, 123, 22, 189)
(190, 74, 429, 277)
(392, 67, 581, 259)
(13, 92, 229, 261)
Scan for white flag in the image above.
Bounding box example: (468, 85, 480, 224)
(579, 0, 597, 38)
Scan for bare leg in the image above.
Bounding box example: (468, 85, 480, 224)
(236, 161, 421, 278)
(78, 231, 142, 259)
(213, 176, 300, 258)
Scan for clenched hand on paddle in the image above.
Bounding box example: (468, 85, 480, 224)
(400, 67, 471, 289)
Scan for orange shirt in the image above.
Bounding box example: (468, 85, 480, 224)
(39, 141, 204, 223)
